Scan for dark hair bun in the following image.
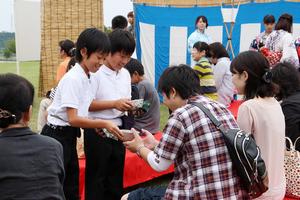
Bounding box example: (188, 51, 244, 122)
(0, 109, 16, 128)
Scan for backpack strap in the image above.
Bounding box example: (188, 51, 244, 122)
(190, 102, 227, 133)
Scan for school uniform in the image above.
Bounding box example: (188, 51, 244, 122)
(84, 65, 131, 200)
(41, 63, 93, 200)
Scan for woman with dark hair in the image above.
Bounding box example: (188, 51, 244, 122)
(188, 15, 212, 66)
(209, 42, 234, 106)
(263, 13, 299, 68)
(231, 51, 286, 199)
(0, 74, 65, 199)
(272, 62, 300, 150)
(56, 39, 75, 83)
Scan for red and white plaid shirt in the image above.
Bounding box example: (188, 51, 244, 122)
(154, 95, 250, 200)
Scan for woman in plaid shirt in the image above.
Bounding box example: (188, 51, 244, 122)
(123, 65, 249, 200)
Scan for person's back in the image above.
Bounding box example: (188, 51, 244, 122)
(231, 51, 286, 199)
(281, 91, 300, 150)
(160, 95, 248, 199)
(272, 62, 300, 151)
(237, 98, 286, 199)
(0, 128, 65, 199)
(0, 73, 65, 199)
(135, 79, 160, 133)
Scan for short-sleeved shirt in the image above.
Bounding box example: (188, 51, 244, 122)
(154, 95, 249, 199)
(193, 57, 218, 101)
(88, 65, 131, 126)
(47, 63, 93, 126)
(0, 127, 65, 199)
(133, 79, 160, 133)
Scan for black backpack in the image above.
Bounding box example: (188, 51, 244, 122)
(191, 102, 269, 198)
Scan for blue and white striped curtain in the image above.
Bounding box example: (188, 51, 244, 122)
(134, 1, 300, 88)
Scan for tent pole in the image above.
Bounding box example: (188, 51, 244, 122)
(16, 60, 20, 75)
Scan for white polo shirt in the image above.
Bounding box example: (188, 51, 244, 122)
(89, 65, 131, 126)
(47, 63, 93, 126)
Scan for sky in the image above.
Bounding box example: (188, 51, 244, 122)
(0, 0, 133, 32)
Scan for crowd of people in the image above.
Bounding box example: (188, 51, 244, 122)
(0, 10, 300, 200)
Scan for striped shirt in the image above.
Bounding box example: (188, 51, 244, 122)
(193, 57, 218, 101)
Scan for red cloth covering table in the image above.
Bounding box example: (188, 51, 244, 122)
(79, 132, 174, 200)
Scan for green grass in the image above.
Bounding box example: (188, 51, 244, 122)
(0, 61, 41, 131)
(0, 61, 170, 132)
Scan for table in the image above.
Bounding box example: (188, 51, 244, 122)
(79, 132, 174, 200)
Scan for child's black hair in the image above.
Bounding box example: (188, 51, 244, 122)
(75, 28, 111, 62)
(112, 15, 128, 30)
(263, 15, 275, 24)
(109, 29, 135, 56)
(193, 41, 210, 57)
(124, 58, 144, 76)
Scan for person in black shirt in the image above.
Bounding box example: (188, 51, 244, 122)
(0, 73, 65, 199)
(272, 62, 300, 150)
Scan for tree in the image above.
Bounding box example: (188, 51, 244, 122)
(3, 48, 11, 59)
(3, 39, 15, 59)
(104, 26, 112, 34)
(5, 39, 16, 54)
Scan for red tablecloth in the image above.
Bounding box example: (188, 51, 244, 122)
(79, 132, 174, 200)
(227, 100, 243, 119)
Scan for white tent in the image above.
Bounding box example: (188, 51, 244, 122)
(14, 0, 41, 73)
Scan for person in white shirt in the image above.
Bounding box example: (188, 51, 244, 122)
(187, 15, 212, 67)
(264, 13, 299, 68)
(209, 42, 234, 106)
(84, 29, 135, 200)
(41, 28, 123, 200)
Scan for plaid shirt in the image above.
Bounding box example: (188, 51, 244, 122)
(154, 95, 250, 200)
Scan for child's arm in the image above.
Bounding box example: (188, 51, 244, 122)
(89, 99, 133, 112)
(66, 108, 124, 139)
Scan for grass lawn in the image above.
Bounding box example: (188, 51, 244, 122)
(0, 61, 41, 132)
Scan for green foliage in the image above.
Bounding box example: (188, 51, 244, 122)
(104, 26, 112, 34)
(0, 31, 15, 50)
(3, 48, 11, 58)
(2, 39, 16, 58)
(5, 39, 16, 53)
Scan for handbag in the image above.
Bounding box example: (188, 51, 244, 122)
(284, 137, 300, 198)
(191, 102, 269, 198)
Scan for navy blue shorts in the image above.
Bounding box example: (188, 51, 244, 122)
(128, 186, 167, 200)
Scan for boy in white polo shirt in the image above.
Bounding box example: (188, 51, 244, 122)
(84, 29, 135, 200)
(41, 28, 123, 200)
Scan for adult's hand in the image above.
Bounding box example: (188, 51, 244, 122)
(141, 129, 159, 150)
(123, 130, 143, 153)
